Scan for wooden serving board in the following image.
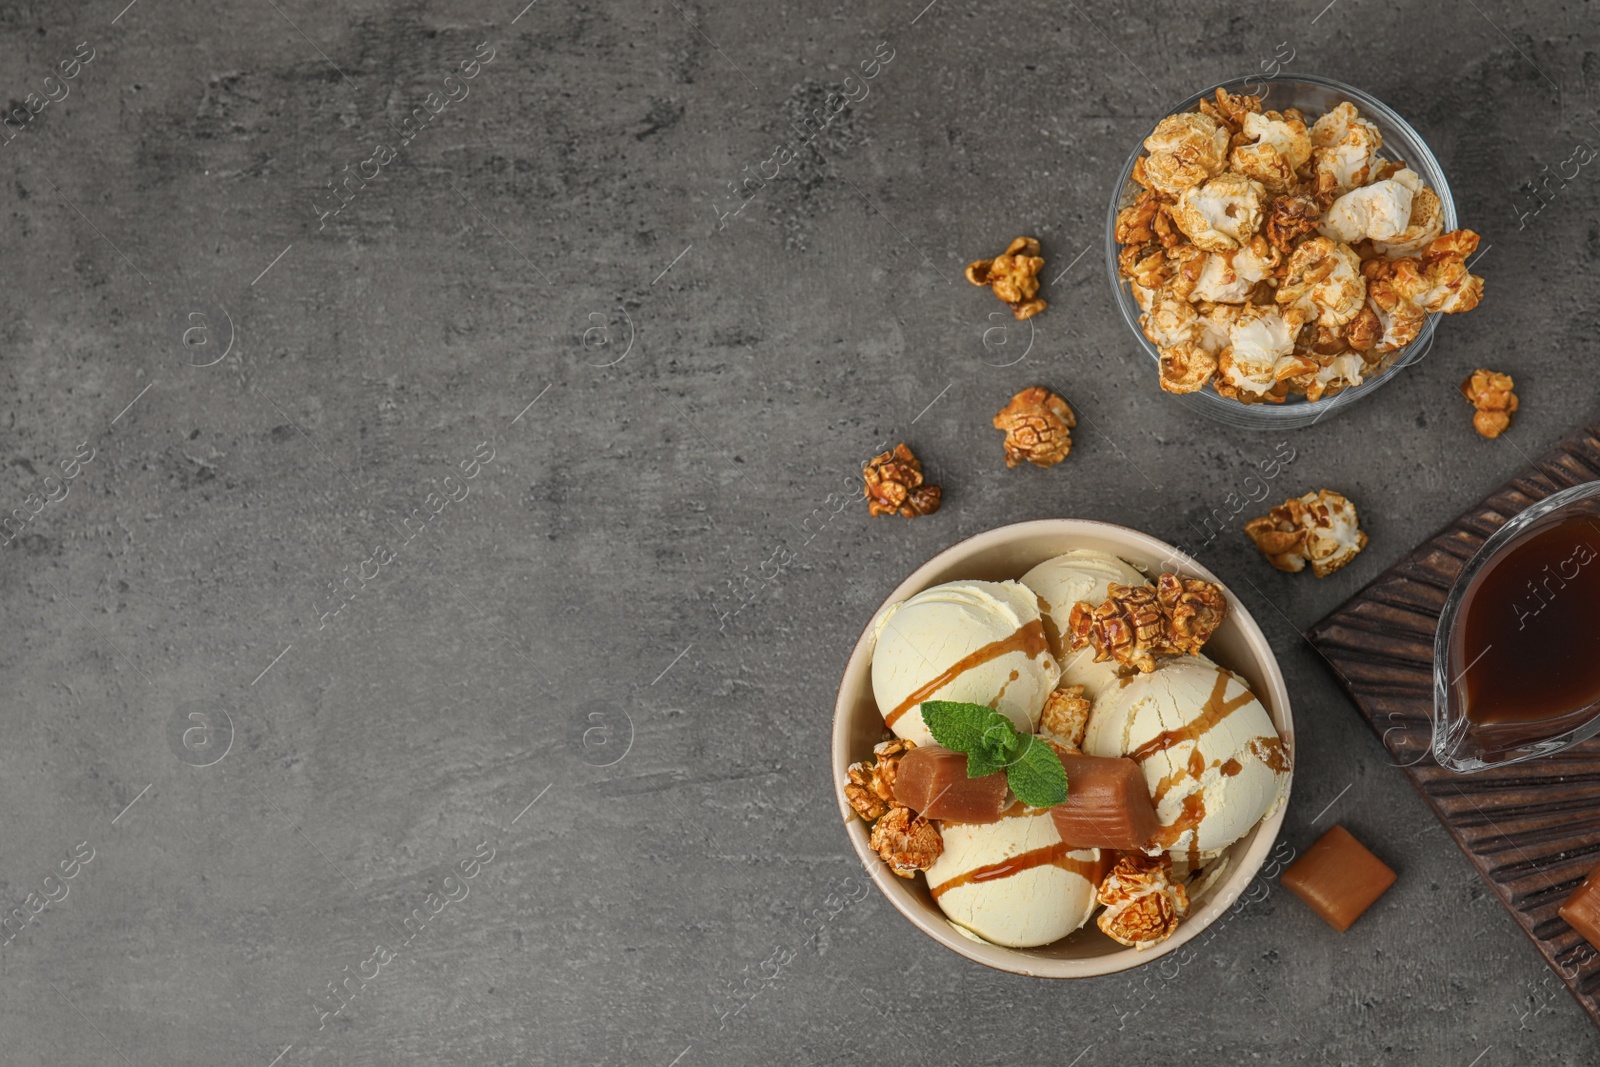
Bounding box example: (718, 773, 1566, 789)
(1306, 418, 1600, 1027)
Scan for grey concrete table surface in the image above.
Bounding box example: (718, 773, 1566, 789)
(1, 0, 1596, 1064)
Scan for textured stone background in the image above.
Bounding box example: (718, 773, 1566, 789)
(1, 0, 1597, 1064)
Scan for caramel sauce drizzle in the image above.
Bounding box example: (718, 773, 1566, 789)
(1126, 667, 1254, 765)
(929, 840, 1103, 900)
(883, 619, 1051, 728)
(1035, 594, 1065, 659)
(1248, 735, 1290, 773)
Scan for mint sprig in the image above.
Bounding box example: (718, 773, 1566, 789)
(920, 701, 1070, 809)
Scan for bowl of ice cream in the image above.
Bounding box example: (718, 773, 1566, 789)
(1105, 73, 1484, 430)
(831, 519, 1294, 977)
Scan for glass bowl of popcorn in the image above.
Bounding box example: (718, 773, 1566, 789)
(1105, 74, 1478, 430)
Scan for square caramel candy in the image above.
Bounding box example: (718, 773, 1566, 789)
(1282, 825, 1396, 933)
(1559, 863, 1600, 951)
(1049, 751, 1161, 851)
(892, 746, 1009, 823)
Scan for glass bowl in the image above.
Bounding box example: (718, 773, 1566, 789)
(1104, 73, 1459, 431)
(1432, 482, 1600, 773)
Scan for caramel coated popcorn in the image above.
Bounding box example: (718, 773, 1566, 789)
(992, 386, 1076, 468)
(1096, 853, 1189, 948)
(1244, 489, 1368, 577)
(966, 236, 1047, 320)
(1460, 369, 1518, 439)
(1066, 574, 1229, 673)
(869, 805, 942, 878)
(1040, 684, 1093, 750)
(1156, 573, 1228, 657)
(845, 739, 916, 823)
(863, 444, 941, 518)
(1116, 89, 1485, 406)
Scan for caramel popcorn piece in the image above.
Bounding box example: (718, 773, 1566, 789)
(1244, 489, 1368, 577)
(1155, 572, 1228, 657)
(1413, 229, 1485, 314)
(869, 805, 942, 878)
(1159, 341, 1218, 395)
(1114, 190, 1163, 247)
(1196, 87, 1262, 140)
(966, 236, 1047, 320)
(1309, 102, 1383, 206)
(1460, 368, 1518, 439)
(1276, 236, 1366, 329)
(1096, 853, 1189, 949)
(1066, 574, 1229, 673)
(1344, 305, 1380, 352)
(992, 386, 1076, 469)
(845, 738, 917, 822)
(1040, 684, 1092, 750)
(863, 444, 941, 518)
(1172, 173, 1267, 253)
(1263, 194, 1321, 255)
(1139, 112, 1230, 197)
(1230, 110, 1312, 193)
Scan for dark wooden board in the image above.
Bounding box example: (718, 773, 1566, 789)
(1306, 419, 1600, 1027)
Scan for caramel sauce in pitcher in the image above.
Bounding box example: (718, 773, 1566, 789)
(1456, 514, 1600, 726)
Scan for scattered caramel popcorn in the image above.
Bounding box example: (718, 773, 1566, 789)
(845, 738, 916, 823)
(863, 444, 941, 518)
(966, 237, 1047, 320)
(869, 805, 942, 878)
(992, 386, 1076, 468)
(1460, 369, 1519, 439)
(1117, 90, 1485, 407)
(1244, 489, 1369, 578)
(1040, 685, 1093, 750)
(1096, 853, 1189, 949)
(1066, 574, 1229, 673)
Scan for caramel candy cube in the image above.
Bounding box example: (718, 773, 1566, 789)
(1048, 751, 1162, 850)
(1281, 825, 1396, 932)
(1559, 863, 1600, 951)
(892, 746, 1009, 823)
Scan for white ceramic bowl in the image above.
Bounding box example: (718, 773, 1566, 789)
(831, 519, 1295, 977)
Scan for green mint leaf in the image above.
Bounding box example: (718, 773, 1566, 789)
(920, 701, 995, 754)
(1006, 736, 1069, 808)
(921, 701, 1019, 779)
(965, 750, 1005, 779)
(981, 717, 1018, 754)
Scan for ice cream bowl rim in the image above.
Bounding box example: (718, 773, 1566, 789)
(830, 518, 1295, 978)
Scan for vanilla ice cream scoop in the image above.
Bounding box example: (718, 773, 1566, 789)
(1084, 656, 1289, 863)
(871, 580, 1060, 747)
(1021, 550, 1149, 699)
(926, 811, 1102, 948)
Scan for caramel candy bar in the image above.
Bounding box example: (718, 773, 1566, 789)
(1559, 863, 1600, 950)
(1281, 825, 1396, 932)
(1049, 750, 1162, 851)
(892, 745, 1009, 823)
